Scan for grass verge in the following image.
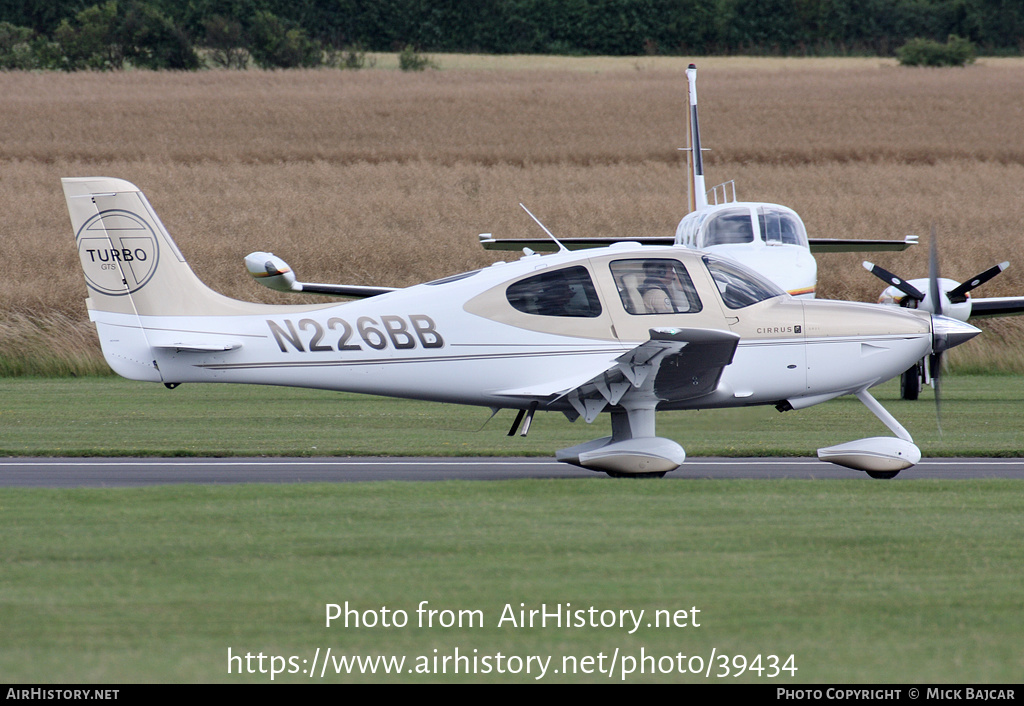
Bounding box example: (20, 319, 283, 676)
(1, 479, 1022, 682)
(0, 374, 1021, 457)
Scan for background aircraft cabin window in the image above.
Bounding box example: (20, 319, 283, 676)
(702, 255, 786, 310)
(505, 265, 602, 318)
(758, 206, 808, 247)
(700, 208, 754, 246)
(610, 259, 703, 315)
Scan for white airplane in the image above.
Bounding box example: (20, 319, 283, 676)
(481, 64, 1024, 400)
(65, 176, 980, 479)
(480, 64, 918, 298)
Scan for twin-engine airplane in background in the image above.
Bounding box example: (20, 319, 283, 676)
(480, 64, 1024, 400)
(480, 64, 918, 298)
(66, 176, 980, 478)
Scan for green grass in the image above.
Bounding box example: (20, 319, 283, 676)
(0, 374, 1021, 457)
(2, 375, 1022, 683)
(2, 480, 1022, 683)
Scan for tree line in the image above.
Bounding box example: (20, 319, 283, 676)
(1, 0, 1021, 70)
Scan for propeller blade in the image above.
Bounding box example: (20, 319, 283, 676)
(927, 227, 944, 430)
(928, 226, 943, 317)
(930, 314, 981, 435)
(947, 261, 1009, 303)
(861, 261, 925, 302)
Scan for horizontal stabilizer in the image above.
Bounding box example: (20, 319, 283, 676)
(151, 341, 242, 353)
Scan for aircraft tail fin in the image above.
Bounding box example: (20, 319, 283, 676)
(63, 177, 287, 382)
(684, 64, 708, 214)
(63, 177, 267, 319)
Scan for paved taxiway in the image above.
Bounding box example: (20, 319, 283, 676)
(1, 457, 1023, 487)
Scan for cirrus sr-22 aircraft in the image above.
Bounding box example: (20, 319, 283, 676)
(65, 175, 981, 479)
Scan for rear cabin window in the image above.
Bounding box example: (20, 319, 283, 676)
(505, 266, 602, 318)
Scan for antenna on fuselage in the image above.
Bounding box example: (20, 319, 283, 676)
(683, 64, 709, 214)
(519, 203, 569, 253)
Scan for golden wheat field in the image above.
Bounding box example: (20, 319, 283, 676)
(2, 57, 1024, 373)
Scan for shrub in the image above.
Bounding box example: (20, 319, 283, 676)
(897, 35, 977, 67)
(398, 44, 434, 71)
(53, 1, 199, 71)
(248, 10, 322, 69)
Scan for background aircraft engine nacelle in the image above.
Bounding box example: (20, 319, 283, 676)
(878, 278, 971, 322)
(244, 251, 299, 292)
(556, 437, 686, 476)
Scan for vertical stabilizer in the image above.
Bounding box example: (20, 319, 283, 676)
(62, 177, 274, 318)
(62, 177, 293, 382)
(685, 64, 708, 213)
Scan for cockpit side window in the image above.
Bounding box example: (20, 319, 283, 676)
(702, 255, 786, 309)
(758, 206, 808, 247)
(506, 265, 602, 318)
(700, 208, 754, 246)
(610, 259, 703, 315)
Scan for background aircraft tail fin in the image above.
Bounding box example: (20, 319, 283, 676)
(684, 64, 708, 214)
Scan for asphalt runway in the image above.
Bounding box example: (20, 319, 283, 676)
(1, 457, 1023, 487)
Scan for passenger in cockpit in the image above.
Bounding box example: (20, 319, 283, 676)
(641, 261, 688, 314)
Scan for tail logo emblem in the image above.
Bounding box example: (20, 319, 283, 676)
(76, 210, 160, 295)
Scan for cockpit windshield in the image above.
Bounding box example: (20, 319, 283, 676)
(758, 206, 808, 247)
(699, 208, 754, 247)
(702, 255, 786, 309)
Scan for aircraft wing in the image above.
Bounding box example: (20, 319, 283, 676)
(244, 252, 397, 298)
(478, 235, 674, 252)
(968, 297, 1024, 318)
(809, 235, 918, 253)
(498, 328, 739, 421)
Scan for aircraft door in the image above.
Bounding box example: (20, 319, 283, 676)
(593, 256, 732, 344)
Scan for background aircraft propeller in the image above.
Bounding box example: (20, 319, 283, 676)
(864, 229, 994, 414)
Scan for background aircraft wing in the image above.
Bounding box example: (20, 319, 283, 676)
(966, 296, 1024, 318)
(481, 235, 917, 253)
(290, 283, 398, 298)
(809, 235, 918, 253)
(478, 235, 675, 252)
(497, 328, 739, 421)
(245, 251, 397, 298)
